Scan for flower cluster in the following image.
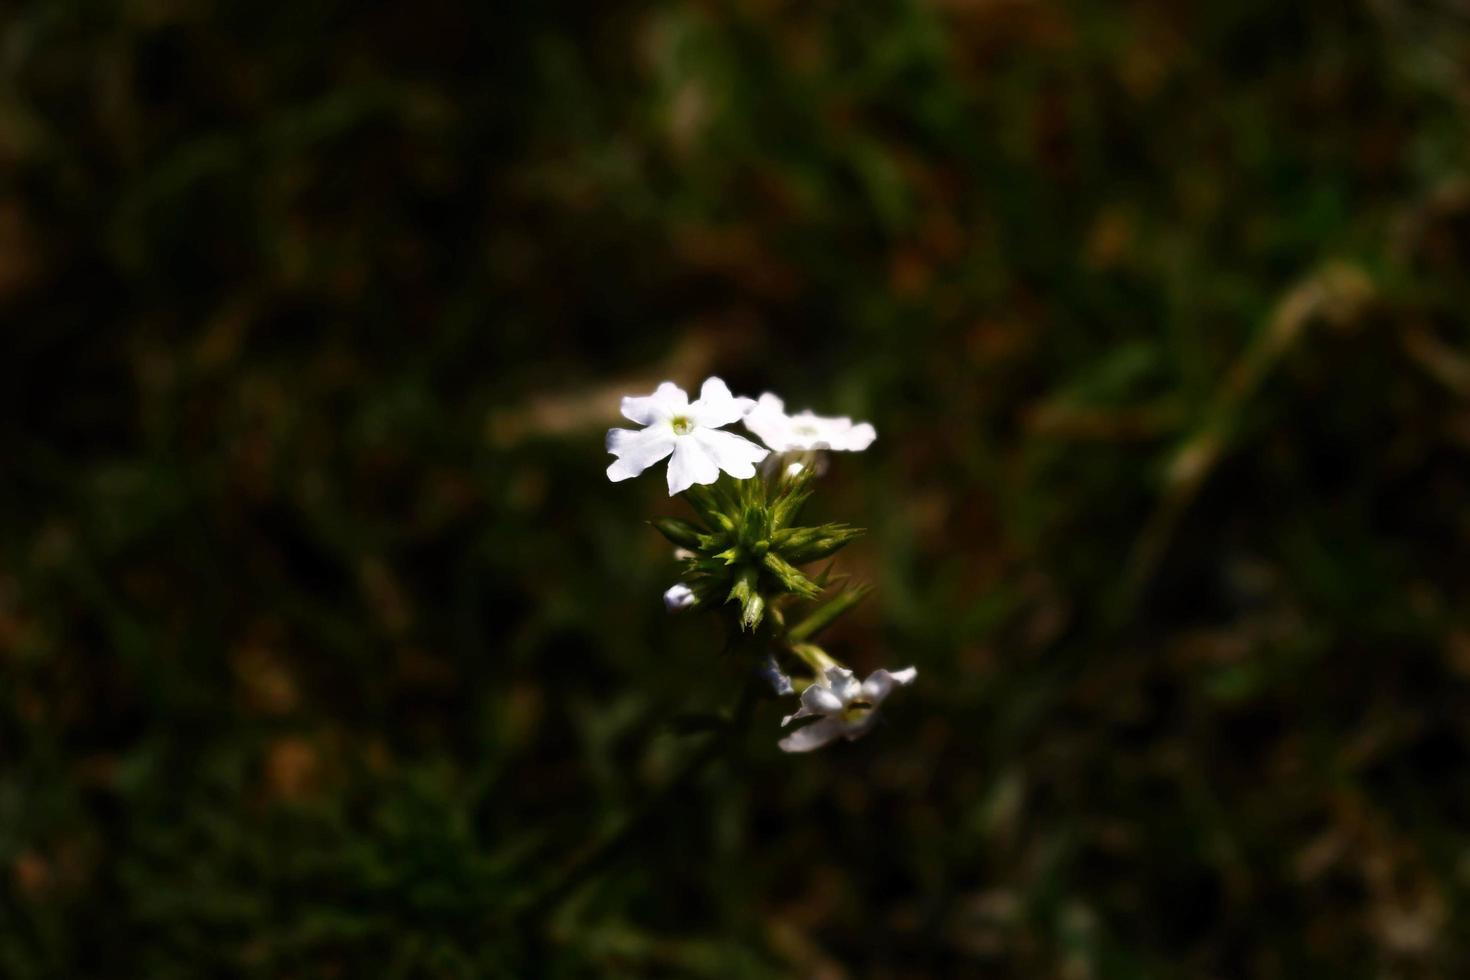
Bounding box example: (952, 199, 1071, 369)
(606, 376, 915, 753)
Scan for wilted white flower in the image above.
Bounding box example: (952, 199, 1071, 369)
(606, 378, 770, 495)
(778, 664, 916, 753)
(742, 393, 877, 453)
(758, 653, 794, 696)
(663, 583, 696, 613)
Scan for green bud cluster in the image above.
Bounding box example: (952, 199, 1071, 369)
(650, 467, 865, 632)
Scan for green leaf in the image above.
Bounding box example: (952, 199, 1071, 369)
(787, 585, 872, 643)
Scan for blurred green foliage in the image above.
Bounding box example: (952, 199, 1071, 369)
(4, 0, 1470, 975)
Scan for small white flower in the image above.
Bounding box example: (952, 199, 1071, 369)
(742, 393, 877, 453)
(663, 583, 696, 613)
(606, 377, 771, 495)
(778, 664, 917, 753)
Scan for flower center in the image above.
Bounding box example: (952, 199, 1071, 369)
(795, 423, 819, 436)
(671, 415, 695, 436)
(841, 699, 874, 724)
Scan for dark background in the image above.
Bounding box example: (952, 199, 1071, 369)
(5, 1, 1470, 976)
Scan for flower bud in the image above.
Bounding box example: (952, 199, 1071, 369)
(663, 583, 697, 613)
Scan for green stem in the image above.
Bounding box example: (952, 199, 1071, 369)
(519, 672, 761, 924)
(788, 641, 840, 676)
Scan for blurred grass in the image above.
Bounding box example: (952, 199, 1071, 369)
(5, 0, 1470, 976)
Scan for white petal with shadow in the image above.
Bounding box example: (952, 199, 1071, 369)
(621, 382, 687, 425)
(665, 438, 719, 495)
(606, 427, 676, 482)
(778, 717, 847, 753)
(694, 428, 769, 479)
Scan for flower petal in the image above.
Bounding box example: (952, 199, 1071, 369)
(755, 392, 786, 413)
(605, 427, 677, 482)
(741, 393, 790, 448)
(782, 682, 847, 725)
(665, 438, 720, 496)
(621, 381, 687, 425)
(778, 717, 847, 753)
(823, 666, 861, 704)
(693, 428, 769, 479)
(802, 683, 844, 716)
(781, 707, 812, 726)
(845, 421, 877, 451)
(690, 377, 748, 429)
(861, 666, 917, 704)
(743, 395, 876, 453)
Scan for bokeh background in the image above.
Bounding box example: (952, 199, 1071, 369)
(6, 0, 1470, 976)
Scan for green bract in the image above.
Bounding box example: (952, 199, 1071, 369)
(652, 467, 864, 632)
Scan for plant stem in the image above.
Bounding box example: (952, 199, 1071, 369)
(518, 672, 761, 925)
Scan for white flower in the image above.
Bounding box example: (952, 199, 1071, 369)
(742, 393, 877, 453)
(606, 378, 771, 495)
(778, 665, 917, 753)
(663, 583, 696, 613)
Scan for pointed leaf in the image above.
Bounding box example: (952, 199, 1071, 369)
(787, 585, 872, 643)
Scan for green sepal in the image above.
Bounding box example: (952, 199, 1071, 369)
(682, 484, 738, 535)
(761, 552, 821, 599)
(650, 517, 707, 551)
(737, 505, 767, 547)
(736, 472, 765, 512)
(787, 585, 872, 643)
(770, 488, 812, 531)
(772, 523, 865, 564)
(681, 556, 730, 577)
(681, 484, 720, 524)
(727, 566, 765, 631)
(740, 592, 766, 631)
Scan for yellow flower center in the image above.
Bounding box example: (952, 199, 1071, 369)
(671, 415, 694, 436)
